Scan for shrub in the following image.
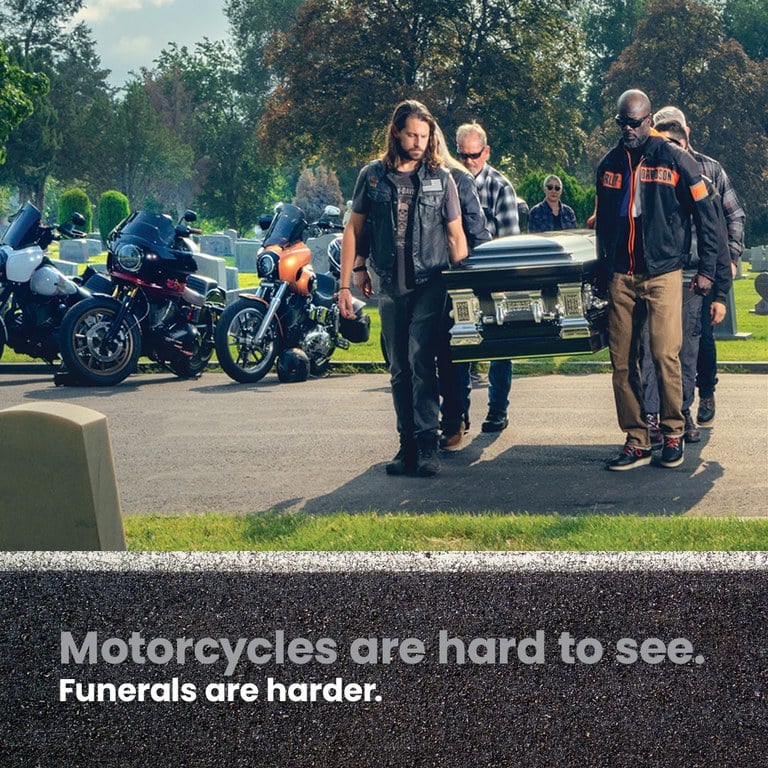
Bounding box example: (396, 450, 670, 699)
(98, 190, 131, 245)
(58, 188, 92, 232)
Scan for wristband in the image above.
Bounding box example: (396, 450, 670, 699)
(352, 265, 368, 273)
(339, 287, 351, 292)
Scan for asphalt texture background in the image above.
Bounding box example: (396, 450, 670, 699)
(0, 369, 765, 517)
(1, 552, 767, 766)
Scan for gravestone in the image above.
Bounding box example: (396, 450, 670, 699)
(714, 285, 752, 340)
(86, 234, 103, 258)
(235, 239, 260, 273)
(200, 234, 233, 258)
(748, 245, 768, 272)
(194, 252, 227, 286)
(59, 239, 90, 263)
(226, 266, 240, 291)
(0, 402, 125, 550)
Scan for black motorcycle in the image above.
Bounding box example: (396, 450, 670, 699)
(0, 202, 110, 367)
(58, 210, 226, 386)
(214, 203, 369, 383)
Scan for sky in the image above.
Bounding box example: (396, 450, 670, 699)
(73, 0, 231, 87)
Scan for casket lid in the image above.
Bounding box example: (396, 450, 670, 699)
(465, 229, 596, 269)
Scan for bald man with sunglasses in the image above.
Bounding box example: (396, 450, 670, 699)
(595, 89, 722, 471)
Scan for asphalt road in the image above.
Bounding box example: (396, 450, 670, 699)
(0, 369, 765, 517)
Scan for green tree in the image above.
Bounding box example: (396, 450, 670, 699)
(58, 186, 91, 231)
(257, 0, 586, 184)
(723, 0, 768, 60)
(599, 0, 768, 244)
(0, 1, 110, 209)
(0, 42, 47, 164)
(97, 190, 130, 245)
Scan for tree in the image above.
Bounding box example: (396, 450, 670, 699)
(723, 0, 768, 61)
(0, 0, 111, 209)
(293, 165, 343, 220)
(573, 0, 647, 129)
(598, 0, 768, 244)
(257, 0, 586, 186)
(0, 42, 47, 164)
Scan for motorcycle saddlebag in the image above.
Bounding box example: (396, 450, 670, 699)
(340, 299, 371, 343)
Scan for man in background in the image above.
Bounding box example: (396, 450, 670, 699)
(456, 121, 520, 434)
(651, 105, 746, 429)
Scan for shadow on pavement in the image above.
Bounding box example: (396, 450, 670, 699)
(302, 431, 723, 517)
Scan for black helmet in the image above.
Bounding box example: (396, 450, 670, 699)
(327, 235, 342, 277)
(276, 347, 310, 383)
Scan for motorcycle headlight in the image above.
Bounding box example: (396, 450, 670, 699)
(257, 251, 279, 279)
(115, 243, 143, 272)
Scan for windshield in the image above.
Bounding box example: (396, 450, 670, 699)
(262, 204, 307, 248)
(1, 203, 41, 249)
(111, 211, 177, 248)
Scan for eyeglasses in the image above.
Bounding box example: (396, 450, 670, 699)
(457, 149, 485, 160)
(615, 113, 650, 129)
(546, 185, 561, 191)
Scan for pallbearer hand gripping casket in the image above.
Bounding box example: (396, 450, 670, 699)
(442, 231, 609, 362)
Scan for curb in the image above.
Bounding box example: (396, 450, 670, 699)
(1, 360, 767, 376)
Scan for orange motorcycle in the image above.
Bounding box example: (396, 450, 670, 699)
(214, 203, 369, 383)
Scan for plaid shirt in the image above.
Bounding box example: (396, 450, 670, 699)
(691, 148, 745, 264)
(474, 164, 520, 237)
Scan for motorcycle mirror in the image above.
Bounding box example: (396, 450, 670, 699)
(71, 212, 86, 227)
(257, 215, 273, 232)
(323, 205, 341, 218)
(183, 210, 198, 223)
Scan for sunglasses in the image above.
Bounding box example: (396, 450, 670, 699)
(546, 185, 561, 191)
(615, 113, 650, 129)
(457, 149, 485, 160)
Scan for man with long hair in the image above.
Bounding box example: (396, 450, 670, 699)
(338, 100, 468, 477)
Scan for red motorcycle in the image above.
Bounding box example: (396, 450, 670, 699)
(58, 210, 225, 385)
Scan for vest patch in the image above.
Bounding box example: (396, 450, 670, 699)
(639, 166, 679, 186)
(601, 171, 622, 190)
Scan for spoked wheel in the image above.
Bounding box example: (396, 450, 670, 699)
(214, 299, 279, 383)
(168, 306, 218, 379)
(59, 297, 141, 386)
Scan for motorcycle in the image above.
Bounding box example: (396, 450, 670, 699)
(58, 209, 226, 386)
(214, 203, 369, 383)
(0, 202, 111, 367)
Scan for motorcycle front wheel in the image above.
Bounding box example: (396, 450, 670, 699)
(214, 299, 279, 383)
(60, 297, 141, 386)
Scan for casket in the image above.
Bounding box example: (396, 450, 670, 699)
(441, 230, 609, 363)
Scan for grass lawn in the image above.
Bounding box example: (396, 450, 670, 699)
(124, 511, 768, 551)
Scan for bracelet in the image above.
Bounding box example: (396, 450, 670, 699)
(352, 265, 368, 273)
(339, 286, 351, 292)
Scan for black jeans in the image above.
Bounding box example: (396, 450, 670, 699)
(437, 295, 471, 433)
(379, 277, 445, 444)
(696, 293, 718, 397)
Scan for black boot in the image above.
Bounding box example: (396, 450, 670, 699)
(386, 438, 418, 476)
(416, 434, 440, 477)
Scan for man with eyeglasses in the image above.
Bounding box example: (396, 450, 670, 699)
(456, 121, 520, 434)
(527, 175, 578, 232)
(595, 89, 722, 471)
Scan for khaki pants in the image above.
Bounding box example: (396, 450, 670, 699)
(608, 271, 684, 446)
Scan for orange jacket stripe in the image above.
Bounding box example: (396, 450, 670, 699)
(689, 181, 708, 202)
